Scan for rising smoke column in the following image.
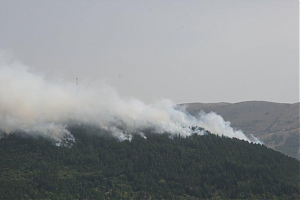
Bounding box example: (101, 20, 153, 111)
(0, 57, 261, 144)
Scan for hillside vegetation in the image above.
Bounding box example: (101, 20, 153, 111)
(0, 125, 299, 199)
(183, 101, 300, 159)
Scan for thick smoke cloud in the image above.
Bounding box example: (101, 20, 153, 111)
(0, 58, 261, 144)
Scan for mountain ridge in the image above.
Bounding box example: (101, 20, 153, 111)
(180, 101, 299, 159)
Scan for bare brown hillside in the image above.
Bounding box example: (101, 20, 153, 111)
(182, 101, 299, 159)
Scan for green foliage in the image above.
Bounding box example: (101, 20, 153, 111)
(0, 125, 299, 199)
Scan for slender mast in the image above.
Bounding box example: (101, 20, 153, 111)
(76, 77, 78, 97)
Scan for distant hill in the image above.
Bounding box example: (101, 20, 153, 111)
(182, 101, 299, 159)
(0, 125, 299, 199)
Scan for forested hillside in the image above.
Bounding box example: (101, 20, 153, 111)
(0, 125, 299, 199)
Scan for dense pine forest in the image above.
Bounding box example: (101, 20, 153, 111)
(0, 124, 299, 199)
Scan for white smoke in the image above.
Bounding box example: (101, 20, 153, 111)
(0, 57, 261, 144)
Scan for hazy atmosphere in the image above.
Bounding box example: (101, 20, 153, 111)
(0, 1, 299, 199)
(0, 0, 298, 104)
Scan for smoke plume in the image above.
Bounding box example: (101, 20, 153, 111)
(0, 58, 261, 144)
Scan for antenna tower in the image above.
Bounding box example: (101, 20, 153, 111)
(76, 77, 78, 97)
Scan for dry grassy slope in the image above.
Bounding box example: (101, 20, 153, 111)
(182, 101, 299, 160)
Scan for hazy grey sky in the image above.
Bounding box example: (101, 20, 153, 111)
(0, 0, 298, 103)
